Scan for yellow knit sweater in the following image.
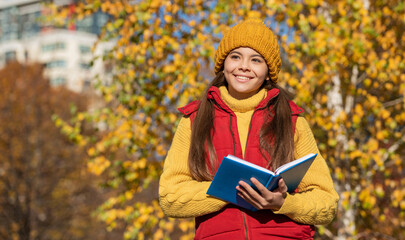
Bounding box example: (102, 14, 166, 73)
(159, 86, 339, 225)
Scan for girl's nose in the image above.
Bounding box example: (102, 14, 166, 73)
(239, 61, 251, 71)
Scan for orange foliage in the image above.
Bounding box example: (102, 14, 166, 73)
(47, 0, 405, 239)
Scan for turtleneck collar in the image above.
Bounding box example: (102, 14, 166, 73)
(218, 86, 267, 113)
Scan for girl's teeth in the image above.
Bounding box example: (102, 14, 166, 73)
(236, 76, 249, 80)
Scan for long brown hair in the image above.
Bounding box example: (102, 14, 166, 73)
(188, 72, 295, 181)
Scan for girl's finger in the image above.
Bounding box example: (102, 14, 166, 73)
(278, 178, 288, 193)
(237, 181, 266, 207)
(250, 177, 271, 196)
(238, 180, 262, 199)
(236, 185, 260, 208)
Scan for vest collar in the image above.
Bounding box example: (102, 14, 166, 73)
(178, 86, 304, 115)
(207, 86, 280, 112)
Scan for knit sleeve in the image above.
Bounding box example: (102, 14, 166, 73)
(159, 117, 227, 218)
(273, 117, 339, 225)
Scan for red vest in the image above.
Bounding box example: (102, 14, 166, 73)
(179, 87, 315, 240)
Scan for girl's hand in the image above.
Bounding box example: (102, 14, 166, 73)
(236, 178, 288, 211)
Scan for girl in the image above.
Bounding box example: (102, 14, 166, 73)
(159, 18, 339, 239)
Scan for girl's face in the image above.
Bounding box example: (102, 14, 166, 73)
(223, 47, 269, 100)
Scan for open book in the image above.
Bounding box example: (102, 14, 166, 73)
(207, 153, 317, 211)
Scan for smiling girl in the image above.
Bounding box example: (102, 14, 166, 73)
(159, 18, 339, 239)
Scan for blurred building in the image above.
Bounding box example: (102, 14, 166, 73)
(0, 0, 113, 92)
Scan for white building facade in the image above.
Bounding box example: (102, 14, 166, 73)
(0, 0, 113, 93)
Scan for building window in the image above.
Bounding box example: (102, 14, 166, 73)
(83, 79, 91, 90)
(79, 45, 91, 54)
(41, 42, 66, 52)
(79, 62, 90, 69)
(20, 12, 41, 40)
(50, 77, 66, 87)
(46, 60, 66, 68)
(76, 16, 93, 33)
(0, 7, 19, 42)
(5, 51, 17, 63)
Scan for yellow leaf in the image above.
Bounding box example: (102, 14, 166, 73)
(189, 20, 196, 27)
(153, 229, 163, 239)
(349, 150, 362, 160)
(88, 156, 111, 175)
(354, 104, 364, 117)
(308, 14, 319, 26)
(150, 0, 162, 9)
(376, 131, 385, 140)
(164, 15, 172, 23)
(179, 221, 189, 232)
(87, 147, 96, 156)
(247, 10, 261, 19)
(353, 115, 361, 125)
(116, 51, 123, 60)
(139, 158, 147, 169)
(125, 191, 134, 200)
(380, 109, 390, 119)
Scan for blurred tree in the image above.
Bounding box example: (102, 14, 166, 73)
(0, 62, 120, 240)
(277, 1, 405, 239)
(47, 0, 405, 239)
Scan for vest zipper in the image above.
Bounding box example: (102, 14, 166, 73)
(229, 113, 236, 155)
(227, 111, 248, 239)
(244, 110, 256, 158)
(242, 212, 249, 240)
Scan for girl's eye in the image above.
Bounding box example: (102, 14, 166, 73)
(230, 55, 240, 59)
(252, 58, 263, 63)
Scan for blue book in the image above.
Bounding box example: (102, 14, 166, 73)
(207, 153, 317, 211)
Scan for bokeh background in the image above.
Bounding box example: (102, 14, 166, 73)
(0, 0, 404, 239)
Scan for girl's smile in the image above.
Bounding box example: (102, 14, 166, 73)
(234, 75, 253, 82)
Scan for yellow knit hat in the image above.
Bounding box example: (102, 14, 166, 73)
(214, 18, 282, 83)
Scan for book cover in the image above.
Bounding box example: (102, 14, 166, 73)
(206, 153, 317, 211)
